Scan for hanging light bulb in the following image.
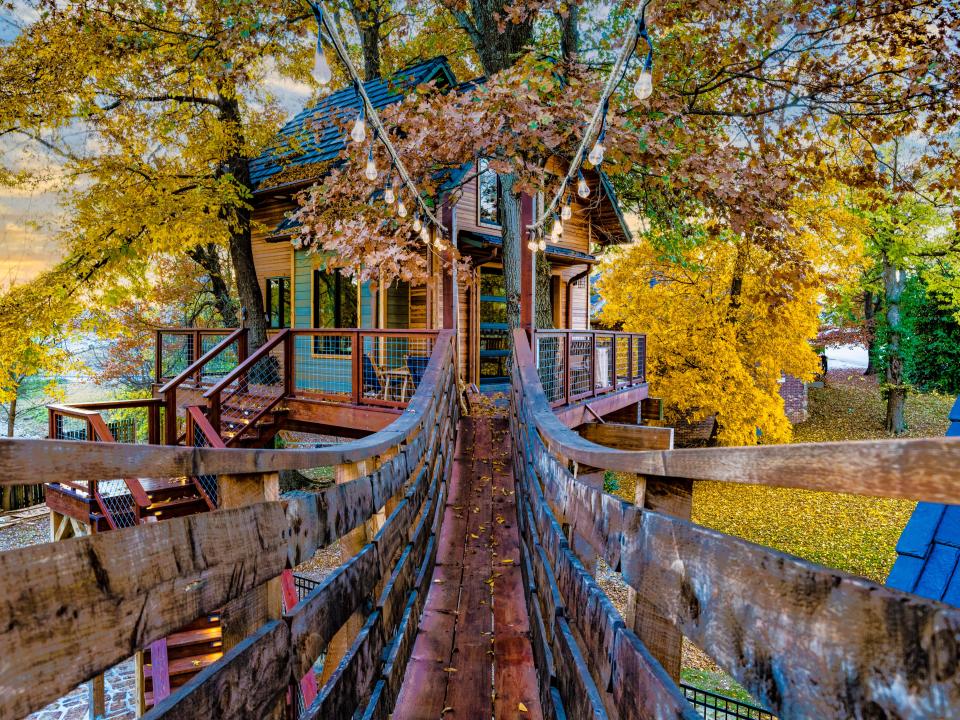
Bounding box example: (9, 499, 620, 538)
(420, 225, 430, 243)
(313, 42, 332, 86)
(633, 69, 653, 100)
(538, 237, 547, 252)
(364, 145, 377, 181)
(561, 197, 572, 221)
(588, 141, 605, 166)
(577, 170, 590, 199)
(413, 213, 422, 233)
(434, 233, 443, 249)
(527, 239, 538, 252)
(397, 198, 408, 218)
(350, 103, 366, 143)
(384, 182, 395, 205)
(551, 214, 563, 241)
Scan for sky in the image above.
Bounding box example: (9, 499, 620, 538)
(0, 4, 314, 287)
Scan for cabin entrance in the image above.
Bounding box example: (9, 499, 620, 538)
(477, 265, 509, 388)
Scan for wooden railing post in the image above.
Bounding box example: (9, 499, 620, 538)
(564, 333, 571, 407)
(322, 457, 384, 683)
(352, 331, 361, 406)
(284, 330, 295, 398)
(625, 473, 692, 683)
(154, 329, 163, 384)
(217, 470, 283, 694)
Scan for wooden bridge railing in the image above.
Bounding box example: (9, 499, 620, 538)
(510, 328, 960, 720)
(0, 330, 457, 720)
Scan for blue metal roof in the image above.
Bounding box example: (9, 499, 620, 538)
(249, 57, 456, 191)
(886, 396, 960, 604)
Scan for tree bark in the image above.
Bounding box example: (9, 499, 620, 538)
(864, 291, 879, 375)
(556, 4, 581, 62)
(6, 395, 16, 438)
(882, 256, 906, 434)
(187, 242, 239, 327)
(535, 251, 553, 328)
(499, 173, 523, 332)
(347, 1, 383, 80)
(218, 95, 267, 349)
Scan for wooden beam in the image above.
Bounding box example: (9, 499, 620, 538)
(579, 423, 674, 451)
(0, 504, 288, 720)
(553, 385, 649, 429)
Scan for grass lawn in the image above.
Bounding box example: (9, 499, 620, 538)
(680, 369, 953, 698)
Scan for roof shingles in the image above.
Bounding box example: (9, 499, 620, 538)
(886, 397, 960, 604)
(249, 57, 455, 191)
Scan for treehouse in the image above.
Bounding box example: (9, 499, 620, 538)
(3, 56, 958, 720)
(249, 56, 635, 395)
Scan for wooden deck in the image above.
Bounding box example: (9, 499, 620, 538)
(393, 416, 543, 720)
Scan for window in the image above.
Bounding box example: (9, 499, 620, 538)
(313, 268, 358, 354)
(265, 277, 290, 328)
(477, 158, 500, 226)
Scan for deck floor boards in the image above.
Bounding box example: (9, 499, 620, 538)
(392, 416, 543, 720)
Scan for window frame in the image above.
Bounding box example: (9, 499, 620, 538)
(476, 158, 501, 228)
(265, 276, 291, 329)
(312, 268, 358, 356)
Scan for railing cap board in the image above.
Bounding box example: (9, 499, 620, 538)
(0, 331, 454, 486)
(514, 329, 960, 503)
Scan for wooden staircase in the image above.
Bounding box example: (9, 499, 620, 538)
(142, 614, 224, 711)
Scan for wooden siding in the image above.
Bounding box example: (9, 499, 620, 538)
(252, 197, 296, 312)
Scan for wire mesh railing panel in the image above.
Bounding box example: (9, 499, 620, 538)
(634, 334, 646, 382)
(53, 414, 89, 441)
(594, 335, 615, 392)
(216, 342, 286, 441)
(294, 573, 321, 601)
(535, 334, 566, 405)
(190, 422, 219, 508)
(360, 333, 436, 405)
(569, 334, 594, 398)
(680, 684, 776, 720)
(293, 333, 354, 399)
(95, 479, 139, 529)
(198, 335, 239, 384)
(158, 333, 194, 381)
(615, 337, 631, 387)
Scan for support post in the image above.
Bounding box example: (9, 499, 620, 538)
(218, 472, 282, 651)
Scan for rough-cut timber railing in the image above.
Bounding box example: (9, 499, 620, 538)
(47, 400, 158, 529)
(511, 327, 960, 719)
(533, 329, 646, 407)
(0, 330, 457, 720)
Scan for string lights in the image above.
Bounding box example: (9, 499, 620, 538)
(526, 0, 655, 249)
(308, 0, 448, 250)
(308, 0, 654, 256)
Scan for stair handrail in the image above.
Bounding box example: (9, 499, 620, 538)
(157, 327, 248, 396)
(158, 328, 247, 445)
(202, 329, 290, 434)
(184, 406, 225, 510)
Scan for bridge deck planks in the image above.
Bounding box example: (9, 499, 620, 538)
(393, 416, 543, 720)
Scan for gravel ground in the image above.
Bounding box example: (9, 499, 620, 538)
(0, 515, 49, 552)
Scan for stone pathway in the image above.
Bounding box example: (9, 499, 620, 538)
(27, 660, 137, 720)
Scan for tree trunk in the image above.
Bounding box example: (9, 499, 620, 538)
(864, 291, 878, 375)
(535, 252, 553, 328)
(347, 2, 382, 80)
(187, 242, 239, 327)
(883, 257, 906, 434)
(556, 4, 580, 62)
(6, 395, 16, 438)
(219, 95, 267, 349)
(499, 173, 523, 332)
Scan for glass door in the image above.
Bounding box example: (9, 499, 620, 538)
(478, 266, 510, 386)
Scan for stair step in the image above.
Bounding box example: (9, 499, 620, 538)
(144, 651, 222, 680)
(165, 626, 222, 649)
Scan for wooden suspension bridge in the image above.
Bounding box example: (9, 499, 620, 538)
(1, 328, 959, 720)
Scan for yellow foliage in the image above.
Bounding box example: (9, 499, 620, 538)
(598, 189, 866, 445)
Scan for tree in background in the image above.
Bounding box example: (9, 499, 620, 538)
(598, 185, 866, 445)
(900, 276, 960, 396)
